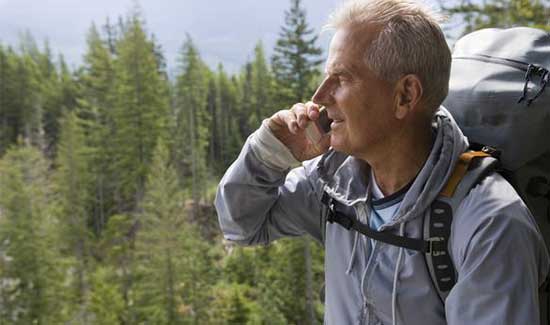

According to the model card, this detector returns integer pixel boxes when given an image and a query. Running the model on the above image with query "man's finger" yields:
[305,102,320,120]
[279,109,299,134]
[291,103,309,129]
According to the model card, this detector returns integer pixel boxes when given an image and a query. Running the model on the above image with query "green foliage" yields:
[132,139,188,324]
[0,4,330,324]
[89,266,125,325]
[110,12,170,210]
[0,144,71,324]
[11,53,43,149]
[132,139,221,324]
[97,213,136,323]
[213,64,243,171]
[53,111,95,306]
[250,42,277,129]
[441,0,550,34]
[208,283,253,324]
[77,23,117,235]
[235,41,277,142]
[0,36,79,158]
[42,53,78,158]
[173,35,212,211]
[219,240,325,325]
[0,45,19,155]
[257,238,324,324]
[272,0,323,104]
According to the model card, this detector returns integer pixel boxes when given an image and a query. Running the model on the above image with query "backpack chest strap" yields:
[325,206,447,254]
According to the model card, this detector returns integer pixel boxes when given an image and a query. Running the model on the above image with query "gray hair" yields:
[325,0,451,111]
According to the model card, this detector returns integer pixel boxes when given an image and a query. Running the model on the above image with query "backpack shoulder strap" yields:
[425,150,499,303]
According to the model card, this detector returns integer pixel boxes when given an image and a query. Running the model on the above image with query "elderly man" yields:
[215,0,550,324]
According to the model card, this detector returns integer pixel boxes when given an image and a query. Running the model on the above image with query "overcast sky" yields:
[0,0,443,74]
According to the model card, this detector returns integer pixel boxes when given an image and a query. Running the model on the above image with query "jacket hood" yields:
[317,106,469,228]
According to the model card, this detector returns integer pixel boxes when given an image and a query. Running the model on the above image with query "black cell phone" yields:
[305,107,333,144]
[316,107,332,134]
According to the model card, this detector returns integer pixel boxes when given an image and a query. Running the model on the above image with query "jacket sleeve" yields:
[445,174,550,325]
[214,122,326,245]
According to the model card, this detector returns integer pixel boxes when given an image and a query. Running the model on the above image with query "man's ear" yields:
[394,74,423,120]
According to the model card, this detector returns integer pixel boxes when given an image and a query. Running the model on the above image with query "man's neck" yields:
[364,126,434,196]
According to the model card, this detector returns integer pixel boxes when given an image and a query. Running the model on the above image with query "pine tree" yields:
[16,33,58,153]
[440,0,550,34]
[132,139,187,324]
[208,283,254,325]
[239,61,255,136]
[236,41,277,148]
[88,266,125,324]
[96,213,137,324]
[173,35,211,217]
[251,42,275,128]
[79,23,117,235]
[271,1,323,323]
[216,64,242,170]
[272,0,323,104]
[38,41,64,157]
[0,144,71,323]
[53,111,94,321]
[103,17,120,55]
[206,76,221,172]
[133,139,219,324]
[0,45,17,155]
[110,12,169,211]
[12,52,44,149]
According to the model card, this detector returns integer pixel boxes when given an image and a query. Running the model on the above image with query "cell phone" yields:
[305,107,333,144]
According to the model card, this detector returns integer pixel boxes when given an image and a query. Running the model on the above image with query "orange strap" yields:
[439,151,491,198]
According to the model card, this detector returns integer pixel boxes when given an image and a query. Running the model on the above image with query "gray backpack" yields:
[443,27,550,324]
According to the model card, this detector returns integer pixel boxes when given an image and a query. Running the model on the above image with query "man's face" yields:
[312,25,398,160]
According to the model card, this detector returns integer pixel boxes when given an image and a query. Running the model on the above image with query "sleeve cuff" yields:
[249,119,302,171]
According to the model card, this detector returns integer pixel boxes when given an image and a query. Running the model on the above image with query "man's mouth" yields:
[331,119,344,129]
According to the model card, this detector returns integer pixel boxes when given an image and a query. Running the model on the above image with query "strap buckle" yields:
[326,202,336,223]
[428,237,446,256]
[325,202,355,230]
[481,145,500,159]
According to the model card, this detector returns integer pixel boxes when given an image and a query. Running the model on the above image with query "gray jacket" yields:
[215,108,550,324]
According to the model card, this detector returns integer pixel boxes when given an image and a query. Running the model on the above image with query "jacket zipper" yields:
[357,202,377,325]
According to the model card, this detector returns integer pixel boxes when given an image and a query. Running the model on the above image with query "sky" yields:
[0,0,444,74]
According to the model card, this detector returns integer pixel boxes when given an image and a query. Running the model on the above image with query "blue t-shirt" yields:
[369,170,411,231]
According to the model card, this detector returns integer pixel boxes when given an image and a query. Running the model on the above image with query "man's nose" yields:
[312,78,333,106]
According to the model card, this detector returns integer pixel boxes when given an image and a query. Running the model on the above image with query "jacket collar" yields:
[317,107,469,227]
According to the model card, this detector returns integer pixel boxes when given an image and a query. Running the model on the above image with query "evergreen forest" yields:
[0,0,548,324]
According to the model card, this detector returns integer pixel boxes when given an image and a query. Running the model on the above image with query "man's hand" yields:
[267,102,331,162]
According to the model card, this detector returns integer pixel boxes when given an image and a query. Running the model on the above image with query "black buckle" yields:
[326,202,354,230]
[481,145,501,159]
[427,237,447,256]
[518,64,549,106]
[338,215,354,230]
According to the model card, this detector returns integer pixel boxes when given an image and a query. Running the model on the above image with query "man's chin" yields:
[329,135,348,153]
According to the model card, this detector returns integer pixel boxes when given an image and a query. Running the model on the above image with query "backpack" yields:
[322,27,550,323]
[443,26,550,324]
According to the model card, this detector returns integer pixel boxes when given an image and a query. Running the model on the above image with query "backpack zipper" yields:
[453,54,531,72]
[453,54,549,106]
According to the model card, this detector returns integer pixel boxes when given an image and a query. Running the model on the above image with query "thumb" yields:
[309,133,331,157]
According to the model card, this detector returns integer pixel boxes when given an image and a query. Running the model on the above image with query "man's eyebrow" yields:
[326,65,353,77]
